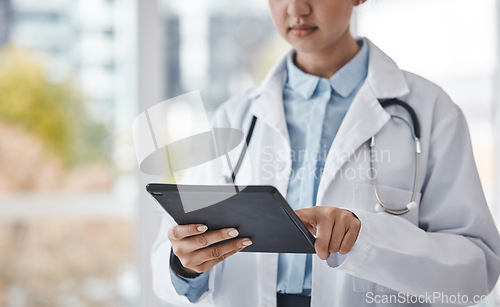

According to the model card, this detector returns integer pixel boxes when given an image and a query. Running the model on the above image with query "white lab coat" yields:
[151,38,500,306]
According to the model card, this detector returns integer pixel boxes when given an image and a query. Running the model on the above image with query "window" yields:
[0,0,138,306]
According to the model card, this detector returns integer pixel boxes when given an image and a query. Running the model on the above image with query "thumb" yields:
[295,208,316,221]
[295,208,318,235]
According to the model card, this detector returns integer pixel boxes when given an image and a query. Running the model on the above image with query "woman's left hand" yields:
[295,207,361,260]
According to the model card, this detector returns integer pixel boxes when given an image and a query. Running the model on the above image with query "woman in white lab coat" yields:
[151,0,500,306]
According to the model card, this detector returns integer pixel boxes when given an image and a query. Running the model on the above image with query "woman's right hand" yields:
[168,224,253,274]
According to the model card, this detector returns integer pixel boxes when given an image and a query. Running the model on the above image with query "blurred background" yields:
[0,0,499,306]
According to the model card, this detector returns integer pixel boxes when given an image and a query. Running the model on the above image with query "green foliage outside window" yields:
[0,46,109,167]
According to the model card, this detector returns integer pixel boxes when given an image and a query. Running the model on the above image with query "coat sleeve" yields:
[151,213,214,305]
[328,93,500,299]
[150,105,234,306]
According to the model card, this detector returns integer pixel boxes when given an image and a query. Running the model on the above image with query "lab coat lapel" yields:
[316,85,390,203]
[316,39,410,204]
[249,51,292,145]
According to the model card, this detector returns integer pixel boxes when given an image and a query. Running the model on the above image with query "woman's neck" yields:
[295,33,360,79]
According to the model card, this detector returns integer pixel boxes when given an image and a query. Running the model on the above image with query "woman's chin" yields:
[290,44,323,55]
[285,38,325,54]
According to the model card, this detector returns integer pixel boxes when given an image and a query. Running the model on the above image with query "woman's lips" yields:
[289,25,318,37]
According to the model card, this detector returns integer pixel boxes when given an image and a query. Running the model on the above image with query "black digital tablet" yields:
[146,184,316,253]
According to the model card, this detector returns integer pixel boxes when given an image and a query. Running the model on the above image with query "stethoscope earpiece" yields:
[406,201,417,211]
[374,201,417,214]
[374,203,384,212]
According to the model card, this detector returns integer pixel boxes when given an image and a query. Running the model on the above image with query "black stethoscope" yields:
[227,98,420,216]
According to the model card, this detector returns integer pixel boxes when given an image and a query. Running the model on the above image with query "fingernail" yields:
[197,225,208,232]
[242,240,253,246]
[228,229,239,237]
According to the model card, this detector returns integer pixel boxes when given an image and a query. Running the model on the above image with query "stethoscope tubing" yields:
[229,99,420,216]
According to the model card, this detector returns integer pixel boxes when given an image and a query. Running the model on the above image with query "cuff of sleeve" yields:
[170,249,202,279]
[170,266,210,303]
[326,208,372,272]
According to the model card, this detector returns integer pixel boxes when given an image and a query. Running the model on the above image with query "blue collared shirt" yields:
[169,37,369,300]
[278,38,369,295]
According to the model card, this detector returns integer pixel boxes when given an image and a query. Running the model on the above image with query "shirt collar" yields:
[286,37,369,99]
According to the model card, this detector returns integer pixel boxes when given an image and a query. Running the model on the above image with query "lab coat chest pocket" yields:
[352,275,399,294]
[351,183,422,293]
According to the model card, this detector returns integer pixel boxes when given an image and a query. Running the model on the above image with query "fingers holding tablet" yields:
[169,224,253,274]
